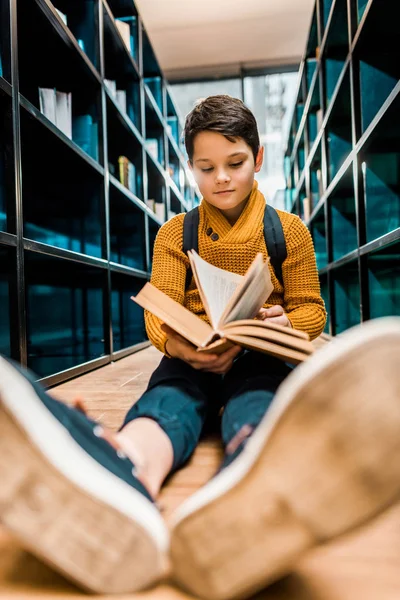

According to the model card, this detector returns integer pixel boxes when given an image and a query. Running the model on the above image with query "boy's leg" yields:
[170,317,400,600]
[0,357,168,594]
[220,351,294,468]
[115,356,222,497]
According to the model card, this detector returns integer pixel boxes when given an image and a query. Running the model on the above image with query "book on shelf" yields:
[55,8,67,25]
[115,90,127,113]
[154,202,165,221]
[146,198,155,212]
[115,19,131,54]
[303,197,311,222]
[39,88,72,139]
[39,88,57,125]
[132,251,314,364]
[104,79,117,96]
[55,91,72,139]
[118,156,136,195]
[72,114,98,160]
[145,138,159,161]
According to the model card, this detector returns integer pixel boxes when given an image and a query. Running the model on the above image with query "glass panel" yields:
[51,1,99,68]
[333,261,360,333]
[310,143,323,208]
[306,59,317,95]
[107,100,144,200]
[368,242,400,319]
[322,0,349,110]
[319,274,330,333]
[355,3,400,134]
[0,0,11,83]
[166,89,183,153]
[148,217,160,272]
[18,1,101,162]
[297,142,305,176]
[170,79,242,122]
[325,58,346,106]
[322,0,334,29]
[0,246,12,357]
[357,0,368,22]
[142,27,162,80]
[298,186,309,222]
[21,110,104,257]
[305,8,319,61]
[310,207,328,269]
[146,158,166,222]
[169,187,182,219]
[329,165,358,259]
[111,274,146,351]
[364,153,400,243]
[104,11,142,132]
[26,253,106,378]
[144,77,163,113]
[359,61,399,133]
[168,141,183,192]
[0,94,12,233]
[326,69,352,183]
[109,185,146,270]
[145,96,165,167]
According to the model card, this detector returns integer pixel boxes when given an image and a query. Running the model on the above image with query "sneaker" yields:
[170,317,400,600]
[0,357,169,594]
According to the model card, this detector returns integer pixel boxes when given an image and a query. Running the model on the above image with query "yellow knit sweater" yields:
[145,181,326,354]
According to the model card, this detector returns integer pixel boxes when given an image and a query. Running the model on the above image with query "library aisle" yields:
[1,347,400,599]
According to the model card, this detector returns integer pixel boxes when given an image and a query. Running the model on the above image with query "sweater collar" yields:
[200,180,266,244]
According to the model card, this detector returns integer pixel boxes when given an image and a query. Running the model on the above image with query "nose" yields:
[215,169,230,184]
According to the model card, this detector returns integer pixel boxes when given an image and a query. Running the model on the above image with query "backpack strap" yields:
[182,204,286,289]
[182,206,200,290]
[263,204,287,286]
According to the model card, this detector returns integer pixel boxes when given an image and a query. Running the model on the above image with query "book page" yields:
[132,283,214,348]
[188,250,243,330]
[218,254,274,327]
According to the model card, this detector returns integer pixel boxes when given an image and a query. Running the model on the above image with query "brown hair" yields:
[184,95,260,163]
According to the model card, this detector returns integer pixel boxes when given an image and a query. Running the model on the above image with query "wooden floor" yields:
[2,346,400,599]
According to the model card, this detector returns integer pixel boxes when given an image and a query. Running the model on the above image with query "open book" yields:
[132,250,314,364]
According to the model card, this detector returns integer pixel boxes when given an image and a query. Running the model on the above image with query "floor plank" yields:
[1,346,400,599]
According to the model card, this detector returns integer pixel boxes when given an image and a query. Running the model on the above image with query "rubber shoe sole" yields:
[170,317,400,600]
[0,357,169,594]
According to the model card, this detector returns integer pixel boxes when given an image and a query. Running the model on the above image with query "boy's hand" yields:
[256,305,292,328]
[161,324,242,375]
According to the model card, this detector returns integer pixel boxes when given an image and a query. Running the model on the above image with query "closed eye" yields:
[230,162,243,168]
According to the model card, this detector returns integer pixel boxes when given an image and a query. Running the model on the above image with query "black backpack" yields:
[183,204,287,290]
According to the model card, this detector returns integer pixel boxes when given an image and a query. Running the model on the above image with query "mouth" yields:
[214,190,235,195]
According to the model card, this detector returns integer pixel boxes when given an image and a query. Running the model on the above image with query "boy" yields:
[1,96,400,599]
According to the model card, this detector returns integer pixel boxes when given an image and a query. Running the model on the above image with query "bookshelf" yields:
[285,0,400,335]
[0,0,197,385]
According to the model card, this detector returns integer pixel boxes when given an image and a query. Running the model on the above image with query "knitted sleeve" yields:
[282,216,327,340]
[144,214,189,354]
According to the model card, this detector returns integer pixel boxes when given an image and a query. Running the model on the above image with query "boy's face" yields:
[189,131,263,215]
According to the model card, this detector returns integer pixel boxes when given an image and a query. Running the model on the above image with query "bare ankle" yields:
[115,418,174,498]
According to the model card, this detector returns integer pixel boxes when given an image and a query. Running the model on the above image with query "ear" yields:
[254,146,264,173]
[187,159,193,172]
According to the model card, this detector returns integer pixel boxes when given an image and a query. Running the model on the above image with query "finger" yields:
[263,305,284,317]
[221,345,242,359]
[256,308,268,320]
[191,352,219,364]
[265,315,289,326]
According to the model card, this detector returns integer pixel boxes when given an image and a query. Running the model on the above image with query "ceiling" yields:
[135,0,315,81]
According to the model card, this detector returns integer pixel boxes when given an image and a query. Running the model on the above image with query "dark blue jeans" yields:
[121,351,294,473]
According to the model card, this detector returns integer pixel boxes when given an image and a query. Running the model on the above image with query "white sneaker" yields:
[0,357,169,594]
[170,317,400,600]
